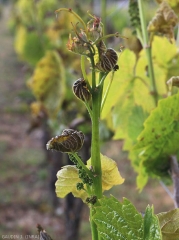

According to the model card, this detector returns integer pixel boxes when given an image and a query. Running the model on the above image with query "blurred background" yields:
[0,0,175,240]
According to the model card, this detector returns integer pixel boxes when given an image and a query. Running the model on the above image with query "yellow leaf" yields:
[87,154,124,191]
[101,49,136,119]
[27,50,66,118]
[55,165,88,201]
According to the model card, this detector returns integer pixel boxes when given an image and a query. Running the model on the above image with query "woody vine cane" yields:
[46,8,125,240]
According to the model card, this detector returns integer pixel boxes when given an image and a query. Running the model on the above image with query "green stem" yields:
[81,56,88,82]
[101,71,114,113]
[90,57,96,88]
[90,91,102,240]
[138,0,158,106]
[91,88,102,199]
[55,8,87,32]
[94,32,127,46]
[176,23,179,49]
[98,72,108,115]
[90,209,99,240]
[72,153,94,179]
[88,62,104,240]
[84,101,93,119]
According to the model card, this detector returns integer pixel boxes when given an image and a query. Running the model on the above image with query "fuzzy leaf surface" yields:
[93,196,162,240]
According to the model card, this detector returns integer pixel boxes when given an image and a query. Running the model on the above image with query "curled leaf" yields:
[46,129,85,153]
[73,78,91,102]
[55,165,88,201]
[87,153,124,190]
[147,1,178,41]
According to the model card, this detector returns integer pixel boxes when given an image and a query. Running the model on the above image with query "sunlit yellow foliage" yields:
[87,154,125,190]
[27,50,66,117]
[55,165,88,202]
[55,154,124,201]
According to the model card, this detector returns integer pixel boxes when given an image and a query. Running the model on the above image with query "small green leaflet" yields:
[157,208,179,240]
[93,196,162,240]
[144,206,161,240]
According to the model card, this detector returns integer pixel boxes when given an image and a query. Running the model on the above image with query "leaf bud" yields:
[87,15,103,42]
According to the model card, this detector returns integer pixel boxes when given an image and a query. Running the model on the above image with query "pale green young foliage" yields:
[87,154,124,190]
[55,154,124,201]
[157,208,179,240]
[93,196,162,240]
[55,165,88,201]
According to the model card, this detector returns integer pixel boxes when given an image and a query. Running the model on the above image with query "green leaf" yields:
[144,206,162,240]
[93,196,143,240]
[132,92,179,188]
[128,106,149,142]
[157,209,179,240]
[93,196,162,240]
[87,154,124,191]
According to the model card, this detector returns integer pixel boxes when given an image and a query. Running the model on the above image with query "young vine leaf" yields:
[87,154,124,190]
[144,205,162,240]
[157,208,179,240]
[55,165,88,201]
[93,196,162,240]
[55,154,124,201]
